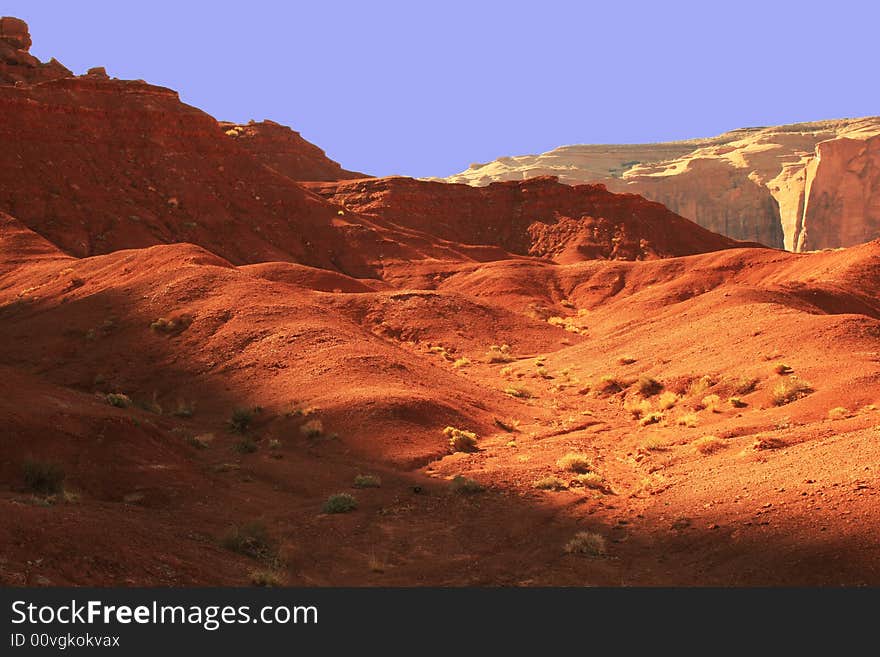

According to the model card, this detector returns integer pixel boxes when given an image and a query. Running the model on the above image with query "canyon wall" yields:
[441,119,880,251]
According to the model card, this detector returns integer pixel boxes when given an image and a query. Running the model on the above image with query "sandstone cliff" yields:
[441,119,880,252]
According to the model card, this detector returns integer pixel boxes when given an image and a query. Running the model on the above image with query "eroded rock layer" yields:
[441,119,880,251]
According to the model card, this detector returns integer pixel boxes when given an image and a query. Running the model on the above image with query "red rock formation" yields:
[795,135,880,251]
[0,16,71,84]
[219,120,367,181]
[306,176,755,261]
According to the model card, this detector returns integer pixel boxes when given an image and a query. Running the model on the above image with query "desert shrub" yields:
[686,375,715,398]
[504,386,533,399]
[557,453,592,473]
[574,472,607,491]
[353,474,381,488]
[533,475,567,490]
[677,412,699,428]
[637,376,664,397]
[499,366,514,378]
[564,531,606,556]
[827,407,850,420]
[229,408,255,433]
[595,376,624,396]
[625,398,653,419]
[772,379,813,406]
[452,357,471,369]
[267,438,281,450]
[449,475,484,494]
[693,436,726,454]
[23,460,65,495]
[105,393,132,408]
[701,394,722,413]
[300,419,324,438]
[486,344,514,363]
[641,438,668,452]
[444,426,478,452]
[536,366,553,379]
[722,376,758,395]
[234,438,258,454]
[639,412,663,426]
[657,391,680,410]
[249,570,284,587]
[323,493,357,514]
[221,522,273,559]
[774,363,794,375]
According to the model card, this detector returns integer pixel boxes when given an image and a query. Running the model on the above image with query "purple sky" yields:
[5,1,878,178]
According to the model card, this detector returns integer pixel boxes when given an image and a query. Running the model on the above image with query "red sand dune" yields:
[2,18,880,586]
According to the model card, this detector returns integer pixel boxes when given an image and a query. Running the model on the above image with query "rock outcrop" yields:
[441,119,880,252]
[0,16,71,85]
[219,120,367,182]
[305,176,755,262]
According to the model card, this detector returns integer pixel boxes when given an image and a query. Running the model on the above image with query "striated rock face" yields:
[305,176,755,262]
[219,120,367,182]
[441,119,880,251]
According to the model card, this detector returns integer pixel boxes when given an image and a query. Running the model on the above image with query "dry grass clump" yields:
[105,393,132,408]
[595,376,625,397]
[693,435,726,454]
[249,570,285,587]
[639,412,663,426]
[300,419,324,438]
[677,413,699,428]
[700,394,723,413]
[221,522,274,560]
[686,375,715,398]
[557,453,592,473]
[574,472,608,491]
[636,376,664,397]
[774,363,794,375]
[641,437,668,452]
[657,391,680,410]
[771,378,813,406]
[534,475,567,490]
[353,474,381,488]
[547,316,584,334]
[449,475,485,494]
[486,344,514,363]
[625,397,653,419]
[452,357,471,369]
[827,406,850,420]
[504,386,533,399]
[444,426,478,452]
[229,408,255,433]
[564,531,606,556]
[323,493,357,514]
[721,376,758,396]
